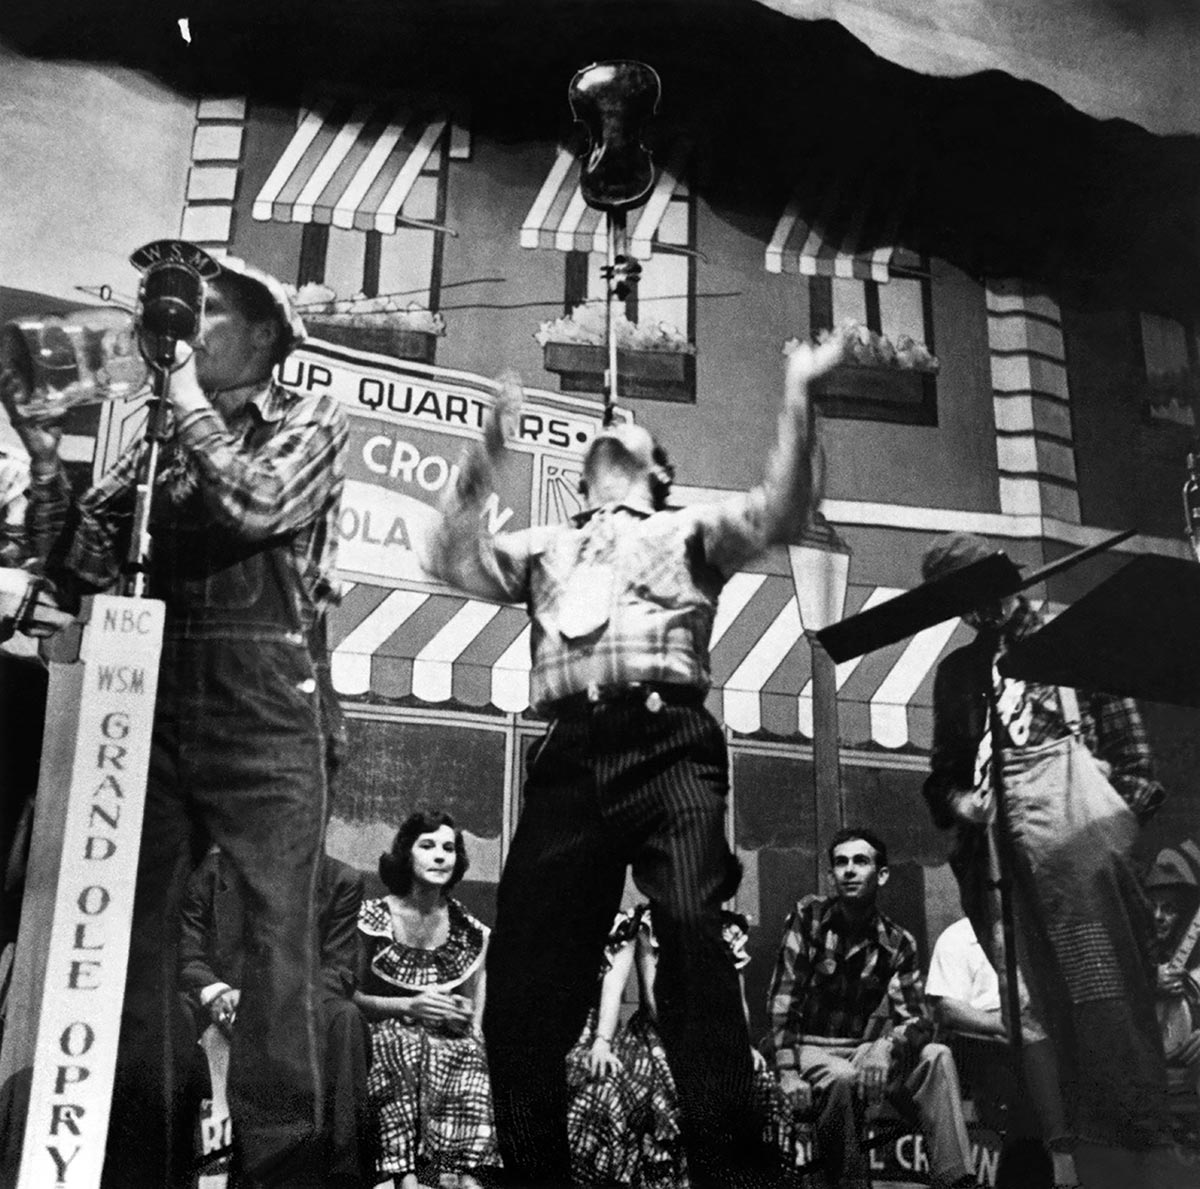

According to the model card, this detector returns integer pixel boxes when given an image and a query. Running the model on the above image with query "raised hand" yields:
[484,370,524,458]
[783,325,852,416]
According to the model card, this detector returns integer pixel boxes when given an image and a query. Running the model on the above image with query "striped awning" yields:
[765,169,913,282]
[327,576,974,753]
[253,100,446,234]
[520,141,690,260]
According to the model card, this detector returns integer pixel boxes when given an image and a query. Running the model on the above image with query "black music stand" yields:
[815,529,1137,1075]
[999,553,1200,707]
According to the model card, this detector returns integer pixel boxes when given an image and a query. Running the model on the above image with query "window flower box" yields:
[536,301,695,403]
[290,284,445,365]
[303,317,438,364]
[787,322,939,425]
[809,363,935,424]
[542,342,696,403]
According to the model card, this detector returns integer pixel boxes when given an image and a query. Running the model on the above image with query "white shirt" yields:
[926,917,1003,1011]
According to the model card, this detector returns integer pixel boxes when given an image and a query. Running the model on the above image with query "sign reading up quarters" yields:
[13,596,164,1189]
[279,338,623,589]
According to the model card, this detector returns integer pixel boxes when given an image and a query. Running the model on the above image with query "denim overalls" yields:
[105,458,334,1188]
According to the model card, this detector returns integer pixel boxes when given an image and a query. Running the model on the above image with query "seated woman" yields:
[565,909,644,1186]
[355,810,500,1189]
[568,902,791,1187]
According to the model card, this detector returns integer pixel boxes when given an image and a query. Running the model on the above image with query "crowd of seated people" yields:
[175,813,1200,1189]
[179,816,798,1189]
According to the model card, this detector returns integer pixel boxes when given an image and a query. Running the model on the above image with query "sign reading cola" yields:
[280,340,621,589]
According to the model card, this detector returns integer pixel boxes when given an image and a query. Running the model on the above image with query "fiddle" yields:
[568,60,661,212]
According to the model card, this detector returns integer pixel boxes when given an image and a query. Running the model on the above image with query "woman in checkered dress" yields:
[565,909,644,1185]
[354,811,500,1189]
[566,903,792,1186]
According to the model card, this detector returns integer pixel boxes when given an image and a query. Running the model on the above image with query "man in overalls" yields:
[921,532,1171,1187]
[8,257,348,1187]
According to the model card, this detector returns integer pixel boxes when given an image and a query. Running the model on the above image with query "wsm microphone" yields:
[129,239,221,365]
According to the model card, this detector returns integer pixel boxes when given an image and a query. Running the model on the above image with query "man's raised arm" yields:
[425,371,533,604]
[702,331,849,575]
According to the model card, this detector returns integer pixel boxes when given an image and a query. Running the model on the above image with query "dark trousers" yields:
[321,992,371,1186]
[103,636,328,1189]
[483,700,776,1188]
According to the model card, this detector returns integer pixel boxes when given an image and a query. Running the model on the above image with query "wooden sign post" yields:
[0,594,164,1188]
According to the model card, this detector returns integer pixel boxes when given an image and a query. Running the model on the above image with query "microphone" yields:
[128,239,221,366]
[138,261,204,341]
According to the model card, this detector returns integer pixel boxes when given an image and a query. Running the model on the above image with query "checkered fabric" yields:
[766,894,928,1072]
[1047,920,1125,1004]
[0,450,28,566]
[568,908,792,1189]
[620,1008,690,1189]
[30,379,347,611]
[430,481,792,712]
[565,1007,643,1186]
[358,896,500,1180]
[367,1018,499,1180]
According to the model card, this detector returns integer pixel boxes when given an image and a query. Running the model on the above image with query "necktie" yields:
[558,506,618,640]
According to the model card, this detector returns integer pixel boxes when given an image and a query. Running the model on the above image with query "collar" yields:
[206,378,281,424]
[570,497,656,527]
[815,894,896,956]
[830,896,883,938]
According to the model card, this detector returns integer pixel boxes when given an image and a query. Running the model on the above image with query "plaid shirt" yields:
[28,380,347,611]
[429,434,810,711]
[0,449,29,567]
[766,894,928,1072]
[925,600,1164,825]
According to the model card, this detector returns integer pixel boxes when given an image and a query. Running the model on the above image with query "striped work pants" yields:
[483,698,778,1188]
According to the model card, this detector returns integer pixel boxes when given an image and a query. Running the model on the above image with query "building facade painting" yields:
[4,67,1199,1038]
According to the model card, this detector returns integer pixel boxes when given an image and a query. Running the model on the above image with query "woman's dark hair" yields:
[379,809,470,895]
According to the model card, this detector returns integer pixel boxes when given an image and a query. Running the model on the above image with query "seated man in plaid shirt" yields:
[766,827,975,1189]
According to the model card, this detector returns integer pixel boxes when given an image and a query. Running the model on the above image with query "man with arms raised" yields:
[427,334,847,1188]
[766,828,975,1189]
[6,255,347,1188]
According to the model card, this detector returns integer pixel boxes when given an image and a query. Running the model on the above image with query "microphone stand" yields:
[986,691,1024,1056]
[123,336,178,598]
[601,209,639,428]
